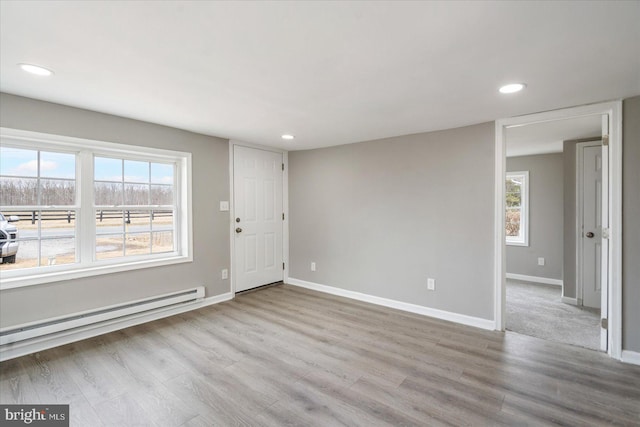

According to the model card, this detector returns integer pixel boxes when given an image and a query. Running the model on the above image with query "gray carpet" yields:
[506,280,601,351]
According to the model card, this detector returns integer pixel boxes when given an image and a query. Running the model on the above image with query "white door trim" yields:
[229,140,289,294]
[494,100,623,360]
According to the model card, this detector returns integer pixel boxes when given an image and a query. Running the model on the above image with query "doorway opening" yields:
[504,116,602,350]
[495,101,622,359]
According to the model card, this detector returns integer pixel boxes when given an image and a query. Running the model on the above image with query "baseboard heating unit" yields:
[0,286,205,355]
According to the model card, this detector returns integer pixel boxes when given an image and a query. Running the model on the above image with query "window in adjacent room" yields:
[505,171,529,246]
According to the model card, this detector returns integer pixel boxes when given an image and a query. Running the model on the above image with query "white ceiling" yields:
[1,1,639,150]
[506,115,602,157]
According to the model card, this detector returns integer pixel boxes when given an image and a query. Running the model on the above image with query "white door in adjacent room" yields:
[233,145,283,292]
[578,140,603,310]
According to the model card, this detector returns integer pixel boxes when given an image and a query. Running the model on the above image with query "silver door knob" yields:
[586,232,595,238]
[235,227,242,233]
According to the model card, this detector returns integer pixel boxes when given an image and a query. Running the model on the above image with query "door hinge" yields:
[282,212,285,220]
[601,318,608,330]
[602,135,609,146]
[282,163,285,171]
[283,262,285,270]
[602,227,610,239]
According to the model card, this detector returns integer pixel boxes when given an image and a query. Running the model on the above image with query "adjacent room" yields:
[1,1,639,426]
[505,116,604,351]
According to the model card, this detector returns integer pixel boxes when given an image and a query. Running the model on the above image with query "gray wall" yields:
[506,154,564,281]
[0,93,230,327]
[289,123,495,320]
[623,95,640,352]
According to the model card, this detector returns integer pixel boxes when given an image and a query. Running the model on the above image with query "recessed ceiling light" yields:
[281,134,295,140]
[499,83,526,94]
[19,63,54,76]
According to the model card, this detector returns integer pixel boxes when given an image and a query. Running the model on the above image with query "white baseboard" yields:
[561,296,578,305]
[287,277,494,331]
[621,350,640,366]
[0,292,233,362]
[506,273,563,287]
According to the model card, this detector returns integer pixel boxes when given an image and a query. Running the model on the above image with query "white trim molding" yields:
[621,350,640,366]
[0,291,233,362]
[494,117,507,332]
[288,278,494,331]
[506,273,563,287]
[561,296,578,306]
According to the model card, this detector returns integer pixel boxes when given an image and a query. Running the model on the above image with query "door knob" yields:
[236,217,241,223]
[586,231,595,238]
[235,227,242,233]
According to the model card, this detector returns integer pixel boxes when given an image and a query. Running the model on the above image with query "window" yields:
[0,128,192,289]
[94,157,175,260]
[506,171,529,246]
[0,147,77,270]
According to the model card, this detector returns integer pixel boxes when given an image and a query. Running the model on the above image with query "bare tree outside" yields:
[0,178,75,206]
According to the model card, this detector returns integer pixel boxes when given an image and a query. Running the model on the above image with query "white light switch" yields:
[311,262,316,272]
[427,278,435,291]
[219,201,229,211]
[538,257,545,266]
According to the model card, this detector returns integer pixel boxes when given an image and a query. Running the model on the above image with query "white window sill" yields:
[0,255,193,290]
[506,240,529,247]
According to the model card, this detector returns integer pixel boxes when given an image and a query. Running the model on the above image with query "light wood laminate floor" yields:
[1,284,639,426]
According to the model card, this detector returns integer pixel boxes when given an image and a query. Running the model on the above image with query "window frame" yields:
[505,170,529,247]
[0,127,193,290]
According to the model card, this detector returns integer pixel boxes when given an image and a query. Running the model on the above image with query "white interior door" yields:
[233,146,283,292]
[579,142,603,310]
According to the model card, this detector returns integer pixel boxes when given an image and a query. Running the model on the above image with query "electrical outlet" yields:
[427,278,435,291]
[538,257,545,266]
[311,262,316,272]
[221,268,228,279]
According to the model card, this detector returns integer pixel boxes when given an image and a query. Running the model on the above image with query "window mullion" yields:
[79,151,95,265]
[36,151,42,266]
